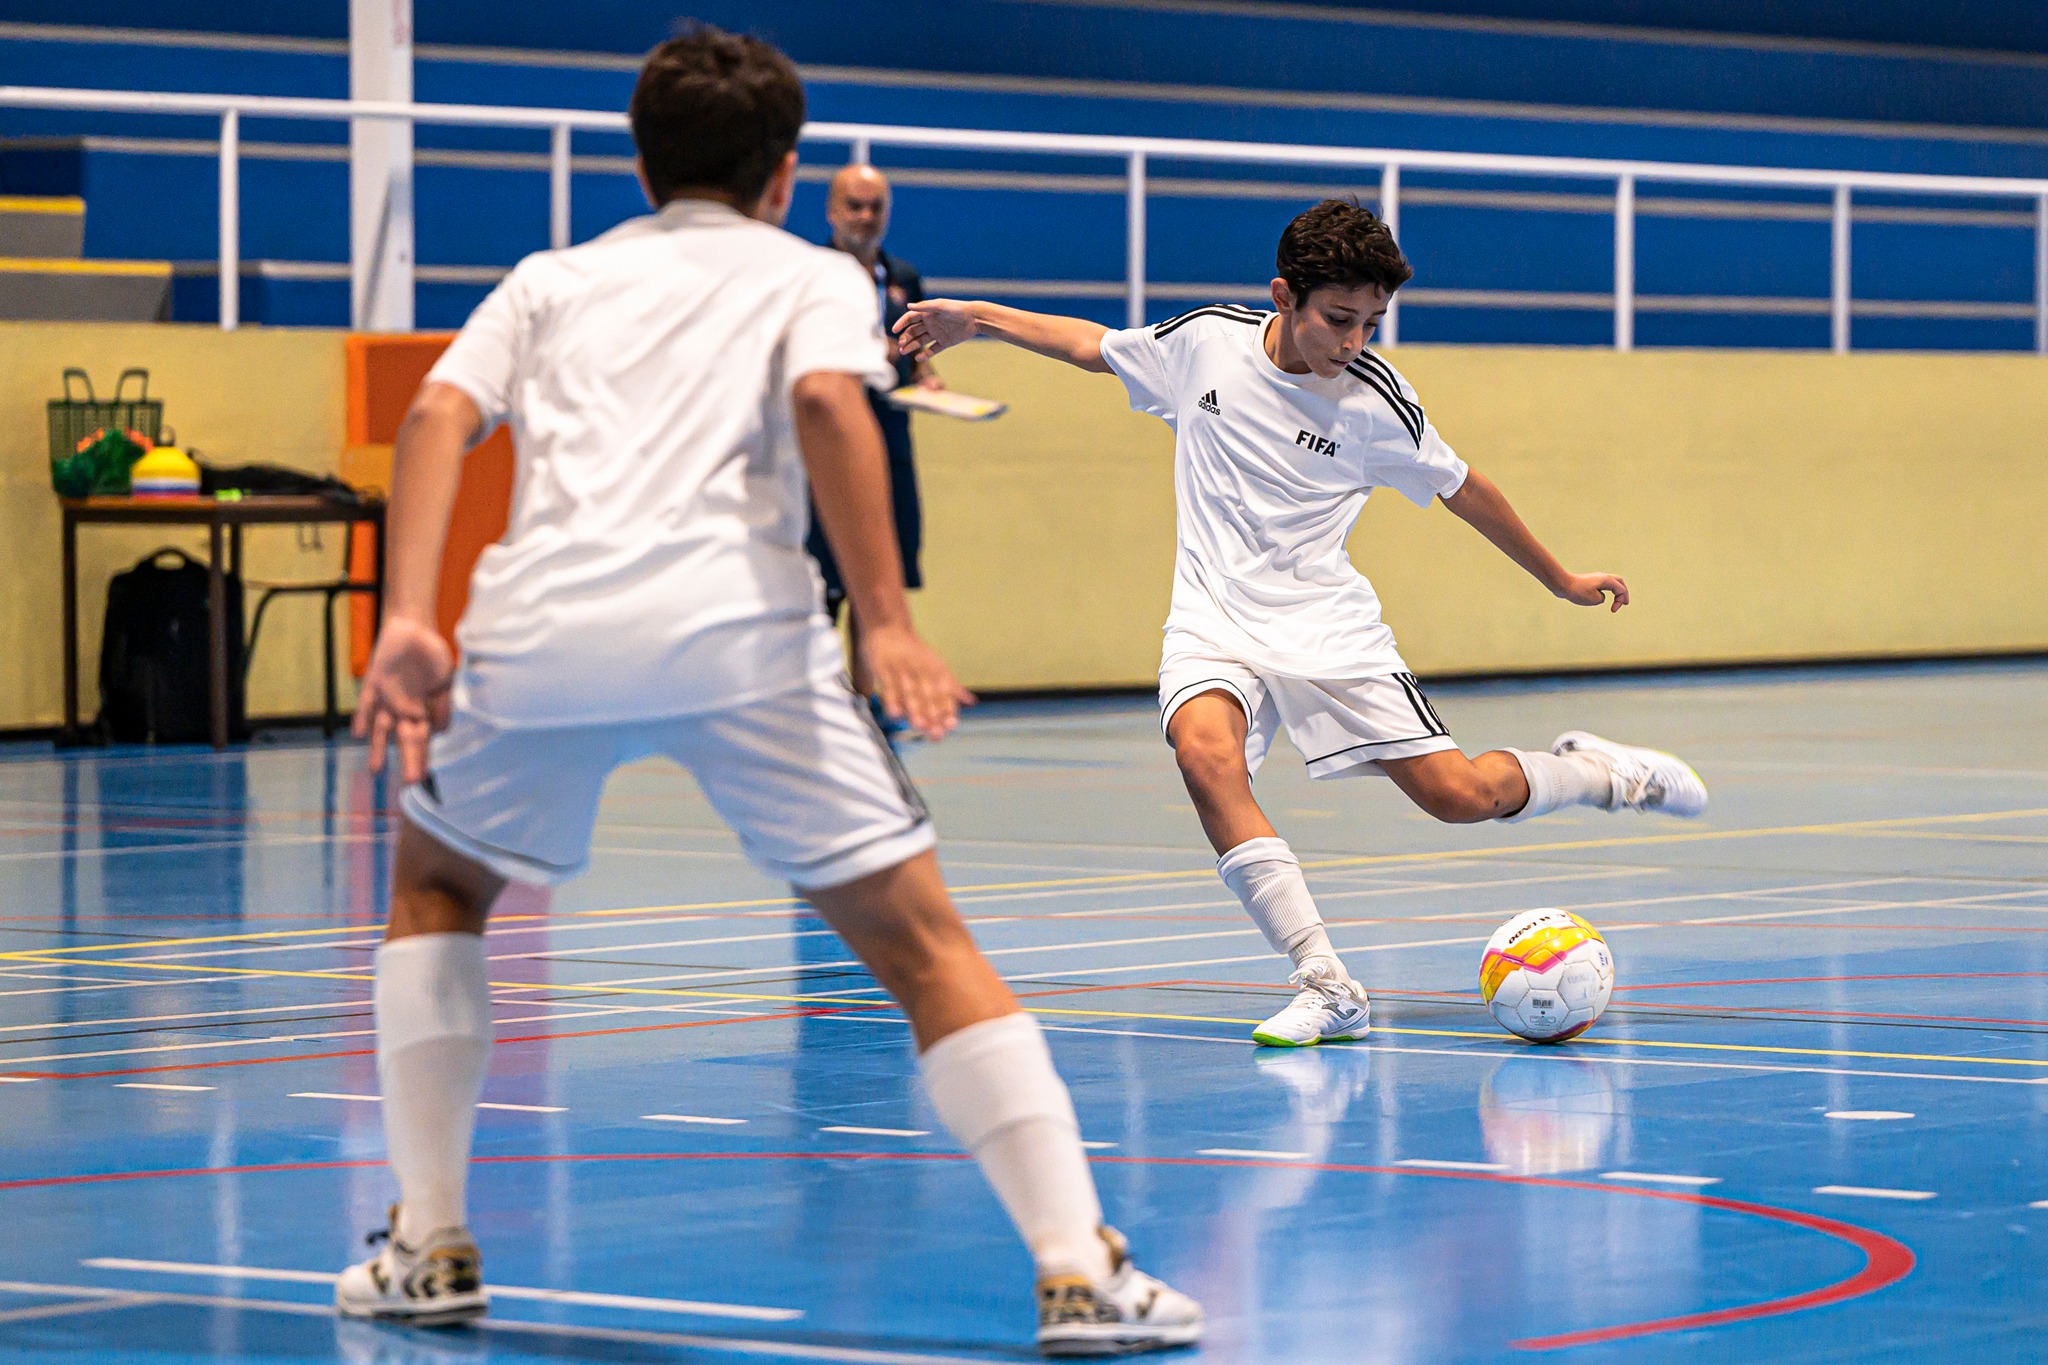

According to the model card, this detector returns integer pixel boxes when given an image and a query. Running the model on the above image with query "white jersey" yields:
[425,198,894,727]
[1099,306,1468,679]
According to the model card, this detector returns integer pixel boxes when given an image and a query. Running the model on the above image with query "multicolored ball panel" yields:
[1479,911,1604,1005]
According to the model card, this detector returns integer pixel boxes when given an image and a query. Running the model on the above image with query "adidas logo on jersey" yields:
[1197,390,1220,414]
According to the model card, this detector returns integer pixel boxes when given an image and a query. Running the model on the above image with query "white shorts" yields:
[399,674,935,889]
[1158,648,1459,780]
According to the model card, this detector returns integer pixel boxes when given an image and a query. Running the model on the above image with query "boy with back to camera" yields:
[339,25,1199,1356]
[897,198,1707,1048]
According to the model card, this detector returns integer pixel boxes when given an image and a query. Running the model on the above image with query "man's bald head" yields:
[827,163,891,262]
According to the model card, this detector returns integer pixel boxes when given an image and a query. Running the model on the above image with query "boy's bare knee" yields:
[1173,731,1247,792]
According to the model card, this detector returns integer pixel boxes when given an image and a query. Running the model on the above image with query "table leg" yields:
[369,507,386,642]
[207,519,229,750]
[60,507,79,743]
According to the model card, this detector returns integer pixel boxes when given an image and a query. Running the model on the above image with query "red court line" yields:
[0,1152,1913,1350]
[1617,972,2048,992]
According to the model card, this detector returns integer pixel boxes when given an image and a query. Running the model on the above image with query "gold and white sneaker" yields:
[1554,731,1708,818]
[334,1205,488,1326]
[1251,958,1371,1048]
[1036,1227,1202,1357]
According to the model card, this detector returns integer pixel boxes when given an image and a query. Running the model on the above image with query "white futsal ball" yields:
[1478,908,1614,1043]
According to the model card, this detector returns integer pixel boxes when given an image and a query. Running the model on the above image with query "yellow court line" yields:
[13,803,2048,963]
[9,954,2048,1072]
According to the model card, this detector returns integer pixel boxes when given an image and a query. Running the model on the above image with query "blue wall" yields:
[4,6,2044,345]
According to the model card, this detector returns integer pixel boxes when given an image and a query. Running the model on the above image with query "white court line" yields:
[0,1294,157,1324]
[81,1258,803,1323]
[0,833,374,863]
[1813,1185,1936,1201]
[2029,1200,2048,1209]
[1026,1020,2048,1086]
[1826,1110,1914,1121]
[1600,1171,1721,1186]
[1398,1158,1505,1172]
[644,1114,746,1126]
[476,1102,565,1113]
[287,1091,379,1103]
[115,1083,213,1093]
[819,1126,929,1138]
[0,999,755,1071]
[1080,1141,1119,1150]
[0,1076,38,1083]
[1199,1148,1308,1160]
[0,1000,368,1035]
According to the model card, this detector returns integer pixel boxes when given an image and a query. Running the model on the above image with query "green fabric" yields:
[51,429,147,499]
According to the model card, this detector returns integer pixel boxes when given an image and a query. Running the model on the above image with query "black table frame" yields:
[60,495,387,750]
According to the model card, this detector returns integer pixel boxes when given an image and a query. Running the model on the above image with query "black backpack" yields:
[96,548,248,744]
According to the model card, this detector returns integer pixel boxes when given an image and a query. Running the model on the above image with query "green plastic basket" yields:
[48,368,163,498]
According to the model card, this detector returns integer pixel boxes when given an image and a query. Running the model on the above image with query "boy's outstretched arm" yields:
[895,300,1111,372]
[1442,469,1630,611]
[793,371,976,740]
[352,381,480,783]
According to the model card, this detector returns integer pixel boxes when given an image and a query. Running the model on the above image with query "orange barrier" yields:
[343,334,514,674]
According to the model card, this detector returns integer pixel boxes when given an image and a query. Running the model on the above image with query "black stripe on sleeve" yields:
[1346,363,1424,445]
[1154,305,1269,338]
[1352,348,1424,426]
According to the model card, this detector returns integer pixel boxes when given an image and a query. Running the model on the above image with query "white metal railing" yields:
[6,83,2048,352]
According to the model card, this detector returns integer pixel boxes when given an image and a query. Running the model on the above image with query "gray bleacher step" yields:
[0,195,85,258]
[0,259,171,321]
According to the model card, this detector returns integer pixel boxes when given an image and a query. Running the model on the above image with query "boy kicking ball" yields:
[896,198,1705,1048]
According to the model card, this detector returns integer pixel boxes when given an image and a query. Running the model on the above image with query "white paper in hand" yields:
[885,386,1008,421]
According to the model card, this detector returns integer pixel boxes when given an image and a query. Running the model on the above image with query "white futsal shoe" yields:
[334,1205,489,1326]
[1037,1226,1203,1356]
[1553,731,1708,818]
[1251,958,1371,1048]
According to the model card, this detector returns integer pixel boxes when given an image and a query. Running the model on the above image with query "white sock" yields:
[1218,837,1338,970]
[918,1012,1111,1281]
[374,932,493,1245]
[1503,748,1615,822]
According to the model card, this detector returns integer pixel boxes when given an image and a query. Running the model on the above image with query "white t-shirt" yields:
[1099,305,1469,680]
[425,198,894,726]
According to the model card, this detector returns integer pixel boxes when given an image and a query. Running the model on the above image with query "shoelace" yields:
[1602,751,1658,809]
[1286,964,1358,1007]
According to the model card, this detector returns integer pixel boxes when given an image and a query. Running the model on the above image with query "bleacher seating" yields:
[4,1,2046,346]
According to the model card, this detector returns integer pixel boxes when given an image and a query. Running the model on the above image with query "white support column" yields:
[549,123,571,250]
[850,137,870,166]
[2035,193,2047,356]
[1379,162,1400,347]
[1831,183,1851,354]
[217,110,239,331]
[350,0,414,331]
[1126,150,1147,328]
[1613,173,1635,352]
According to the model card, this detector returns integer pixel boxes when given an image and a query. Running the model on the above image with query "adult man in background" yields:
[807,163,941,738]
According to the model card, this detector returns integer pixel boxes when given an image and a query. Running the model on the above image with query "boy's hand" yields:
[859,621,977,740]
[894,300,979,360]
[1556,572,1630,611]
[353,616,456,783]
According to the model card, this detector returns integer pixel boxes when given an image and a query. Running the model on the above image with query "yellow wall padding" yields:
[909,342,2048,689]
[0,322,347,729]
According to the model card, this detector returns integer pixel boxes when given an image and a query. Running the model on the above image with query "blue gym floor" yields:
[3,660,2047,1363]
